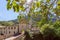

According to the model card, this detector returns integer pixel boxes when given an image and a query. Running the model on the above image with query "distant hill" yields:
[0,19,19,26]
[8,19,19,24]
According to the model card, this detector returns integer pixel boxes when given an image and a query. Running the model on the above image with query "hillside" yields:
[0,19,19,26]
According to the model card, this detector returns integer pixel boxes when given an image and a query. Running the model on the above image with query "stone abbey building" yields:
[0,17,33,40]
[0,22,31,40]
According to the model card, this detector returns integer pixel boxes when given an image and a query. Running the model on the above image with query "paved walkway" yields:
[5,36,17,40]
[5,27,39,40]
[5,32,24,40]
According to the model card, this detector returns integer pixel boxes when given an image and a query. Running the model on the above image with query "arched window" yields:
[9,31,10,34]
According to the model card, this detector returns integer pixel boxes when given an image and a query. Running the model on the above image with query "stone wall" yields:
[0,23,31,40]
[0,25,19,40]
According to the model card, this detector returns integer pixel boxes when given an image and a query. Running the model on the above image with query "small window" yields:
[1,33,4,35]
[4,28,5,30]
[8,27,10,29]
[14,27,16,29]
[9,31,10,34]
[14,31,15,34]
[11,27,13,29]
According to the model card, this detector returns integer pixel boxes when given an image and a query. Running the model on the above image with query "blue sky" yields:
[0,0,19,21]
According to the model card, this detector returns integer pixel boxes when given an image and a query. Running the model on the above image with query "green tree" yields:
[6,0,60,21]
[6,0,60,37]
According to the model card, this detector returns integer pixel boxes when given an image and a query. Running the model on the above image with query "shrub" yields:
[53,21,60,37]
[40,24,55,36]
[40,20,60,37]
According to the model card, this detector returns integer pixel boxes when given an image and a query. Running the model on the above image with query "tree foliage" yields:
[6,0,60,19]
[6,0,60,37]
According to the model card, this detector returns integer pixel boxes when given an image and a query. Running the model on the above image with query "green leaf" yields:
[19,6,25,11]
[46,0,50,3]
[7,0,10,2]
[57,1,60,9]
[7,2,12,10]
[12,0,17,6]
[36,2,41,7]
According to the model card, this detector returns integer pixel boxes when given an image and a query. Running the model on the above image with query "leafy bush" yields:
[39,20,60,37]
[40,24,55,36]
[53,21,60,37]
